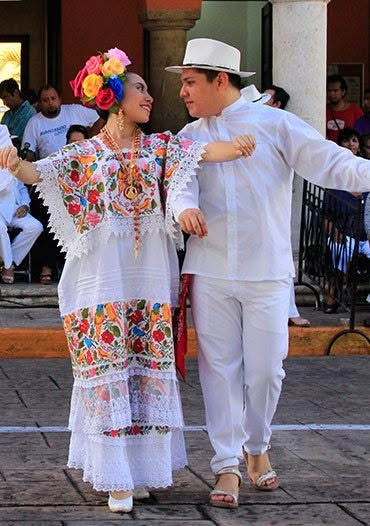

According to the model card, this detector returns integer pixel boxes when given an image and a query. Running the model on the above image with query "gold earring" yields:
[117,108,125,132]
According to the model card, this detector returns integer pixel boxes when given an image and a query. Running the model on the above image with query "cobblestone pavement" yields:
[0,356,369,525]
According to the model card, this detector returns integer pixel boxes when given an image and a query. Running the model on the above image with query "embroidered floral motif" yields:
[63,299,175,380]
[104,423,169,438]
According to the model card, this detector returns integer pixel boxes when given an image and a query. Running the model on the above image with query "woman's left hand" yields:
[232,134,256,157]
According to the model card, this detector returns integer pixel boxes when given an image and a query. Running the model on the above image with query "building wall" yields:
[188,0,266,89]
[61,0,144,103]
[327,0,370,89]
[0,0,46,92]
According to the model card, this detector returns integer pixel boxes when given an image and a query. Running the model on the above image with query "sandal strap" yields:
[255,470,277,488]
[209,489,238,503]
[215,467,242,485]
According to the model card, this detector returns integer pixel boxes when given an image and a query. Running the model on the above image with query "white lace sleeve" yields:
[163,135,206,249]
[34,152,77,253]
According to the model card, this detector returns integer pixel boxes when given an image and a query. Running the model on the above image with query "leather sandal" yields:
[244,450,280,491]
[1,266,14,284]
[209,467,242,509]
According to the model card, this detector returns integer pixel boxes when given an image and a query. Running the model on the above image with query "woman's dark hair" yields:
[337,127,363,152]
[195,68,241,90]
[66,124,89,143]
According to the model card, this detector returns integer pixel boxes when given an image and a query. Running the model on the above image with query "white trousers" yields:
[189,275,290,473]
[0,213,43,268]
[289,277,300,318]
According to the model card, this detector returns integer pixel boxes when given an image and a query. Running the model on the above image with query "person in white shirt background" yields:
[22,84,105,284]
[0,124,42,283]
[166,38,370,509]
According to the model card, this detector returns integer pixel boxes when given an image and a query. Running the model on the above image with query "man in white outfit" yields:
[166,39,370,508]
[0,125,42,283]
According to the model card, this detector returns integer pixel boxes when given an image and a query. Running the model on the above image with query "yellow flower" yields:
[82,74,103,98]
[101,57,124,76]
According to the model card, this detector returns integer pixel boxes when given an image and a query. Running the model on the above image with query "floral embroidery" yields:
[63,299,175,380]
[45,132,196,237]
[104,423,169,438]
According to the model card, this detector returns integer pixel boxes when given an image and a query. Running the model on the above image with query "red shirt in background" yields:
[326,103,363,143]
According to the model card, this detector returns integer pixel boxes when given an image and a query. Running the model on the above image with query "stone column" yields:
[139,9,201,133]
[270,0,331,255]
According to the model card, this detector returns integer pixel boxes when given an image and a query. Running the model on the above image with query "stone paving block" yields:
[132,503,204,520]
[0,506,131,521]
[0,521,62,526]
[151,468,211,504]
[205,503,361,525]
[63,469,108,505]
[66,523,212,526]
[340,503,370,523]
[0,472,82,506]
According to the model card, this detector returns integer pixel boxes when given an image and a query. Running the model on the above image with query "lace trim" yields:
[35,158,167,258]
[68,428,187,491]
[68,373,184,434]
[165,142,206,249]
[73,368,177,387]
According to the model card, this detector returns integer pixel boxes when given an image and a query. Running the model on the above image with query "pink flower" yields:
[70,66,89,98]
[106,48,131,67]
[85,212,100,226]
[95,87,116,110]
[85,55,103,75]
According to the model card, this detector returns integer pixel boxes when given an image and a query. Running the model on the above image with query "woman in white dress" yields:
[0,48,255,513]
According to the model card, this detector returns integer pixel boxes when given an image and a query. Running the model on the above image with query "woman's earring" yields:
[117,108,125,132]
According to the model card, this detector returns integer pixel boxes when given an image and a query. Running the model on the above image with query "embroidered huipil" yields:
[35,131,205,491]
[171,97,370,281]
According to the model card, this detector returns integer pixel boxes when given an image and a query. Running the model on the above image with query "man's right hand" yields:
[178,208,208,238]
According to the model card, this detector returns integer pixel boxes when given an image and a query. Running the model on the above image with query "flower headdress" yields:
[70,48,131,113]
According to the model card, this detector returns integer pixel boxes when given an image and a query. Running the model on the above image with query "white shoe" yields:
[108,492,133,513]
[133,486,150,499]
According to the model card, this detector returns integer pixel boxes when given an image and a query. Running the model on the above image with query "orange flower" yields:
[82,74,103,98]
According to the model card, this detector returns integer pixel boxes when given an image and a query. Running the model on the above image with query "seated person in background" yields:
[66,124,89,144]
[22,85,104,284]
[0,125,43,283]
[362,133,370,160]
[0,78,36,149]
[323,128,369,313]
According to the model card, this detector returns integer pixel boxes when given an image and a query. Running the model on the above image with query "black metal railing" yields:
[296,180,370,354]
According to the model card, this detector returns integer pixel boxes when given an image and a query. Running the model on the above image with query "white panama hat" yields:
[165,38,255,78]
[241,85,271,104]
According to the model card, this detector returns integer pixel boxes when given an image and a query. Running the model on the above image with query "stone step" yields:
[0,325,369,359]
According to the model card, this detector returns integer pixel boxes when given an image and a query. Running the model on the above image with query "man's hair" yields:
[266,84,290,109]
[0,78,20,96]
[38,83,61,100]
[66,124,89,142]
[327,74,347,92]
[195,68,241,90]
[362,133,370,143]
[337,127,363,149]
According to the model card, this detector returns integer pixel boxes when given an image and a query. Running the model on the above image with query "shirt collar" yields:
[219,95,246,117]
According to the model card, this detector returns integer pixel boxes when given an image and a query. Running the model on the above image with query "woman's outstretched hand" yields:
[232,134,256,157]
[0,145,19,172]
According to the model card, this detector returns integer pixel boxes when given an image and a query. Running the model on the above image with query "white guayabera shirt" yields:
[171,97,370,281]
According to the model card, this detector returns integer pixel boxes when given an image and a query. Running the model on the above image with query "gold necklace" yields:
[101,124,142,257]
